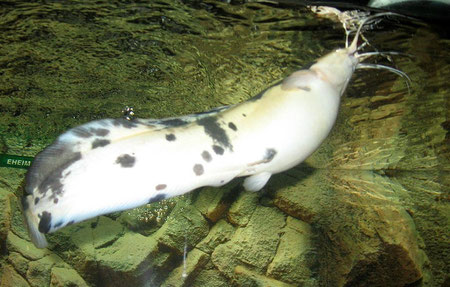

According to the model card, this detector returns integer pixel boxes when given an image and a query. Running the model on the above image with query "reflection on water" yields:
[0,1,448,286]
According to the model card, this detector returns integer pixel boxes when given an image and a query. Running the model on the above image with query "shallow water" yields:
[0,1,448,286]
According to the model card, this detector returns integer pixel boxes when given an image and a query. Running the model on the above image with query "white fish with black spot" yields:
[22,13,409,248]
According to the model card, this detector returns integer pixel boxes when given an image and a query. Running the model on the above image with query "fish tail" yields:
[21,195,48,248]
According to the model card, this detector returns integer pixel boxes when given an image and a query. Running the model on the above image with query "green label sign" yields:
[0,154,34,169]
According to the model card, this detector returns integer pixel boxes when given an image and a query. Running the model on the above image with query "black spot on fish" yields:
[193,164,204,176]
[249,90,265,101]
[115,154,136,168]
[197,117,232,149]
[92,139,110,149]
[21,196,30,211]
[242,113,247,117]
[212,145,224,155]
[155,184,167,191]
[37,152,82,197]
[26,140,81,196]
[201,150,212,162]
[113,118,139,128]
[142,119,158,126]
[54,221,63,228]
[264,148,277,163]
[298,86,311,92]
[247,148,278,167]
[194,105,230,116]
[159,118,188,127]
[72,128,93,138]
[165,134,176,141]
[34,197,40,205]
[38,211,52,233]
[90,128,110,137]
[148,193,166,204]
[53,198,59,204]
[228,122,237,131]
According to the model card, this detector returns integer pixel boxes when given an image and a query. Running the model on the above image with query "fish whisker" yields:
[357,63,412,94]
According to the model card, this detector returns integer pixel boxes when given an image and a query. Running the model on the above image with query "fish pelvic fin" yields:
[243,172,272,192]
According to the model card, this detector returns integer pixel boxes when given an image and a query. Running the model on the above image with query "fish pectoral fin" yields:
[243,172,272,192]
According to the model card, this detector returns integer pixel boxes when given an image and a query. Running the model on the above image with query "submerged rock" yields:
[118,199,177,236]
[50,266,88,287]
[191,269,229,287]
[1,264,30,287]
[267,217,317,286]
[95,232,161,287]
[194,183,239,223]
[196,219,235,255]
[7,252,29,278]
[6,231,48,261]
[162,248,209,287]
[233,265,296,287]
[227,190,260,226]
[154,201,210,254]
[273,168,429,286]
[343,205,427,286]
[212,205,285,278]
[0,188,13,244]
